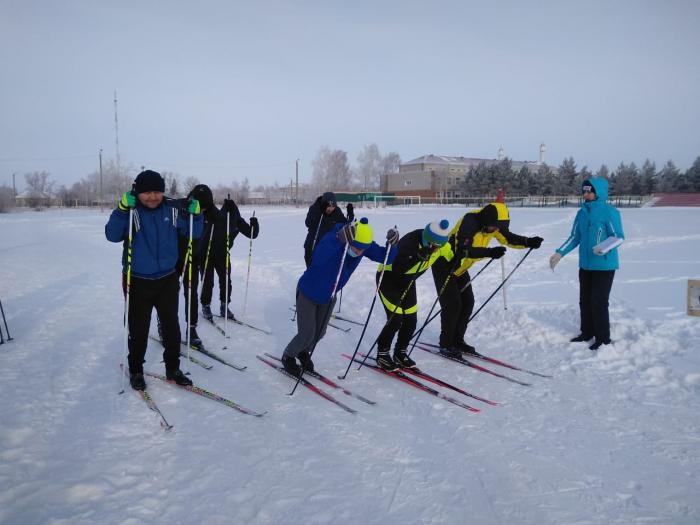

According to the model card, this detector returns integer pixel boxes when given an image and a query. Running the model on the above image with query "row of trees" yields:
[461,157,700,196]
[2,150,699,212]
[311,144,401,194]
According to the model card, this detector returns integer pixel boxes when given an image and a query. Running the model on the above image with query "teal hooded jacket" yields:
[556,178,625,271]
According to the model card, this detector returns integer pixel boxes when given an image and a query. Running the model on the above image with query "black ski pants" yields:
[200,255,233,308]
[181,259,202,327]
[123,272,181,375]
[432,257,474,348]
[376,274,418,352]
[579,269,615,343]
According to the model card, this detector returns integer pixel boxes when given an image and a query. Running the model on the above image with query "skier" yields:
[282,217,399,377]
[550,178,624,350]
[198,193,259,322]
[303,191,354,268]
[432,202,543,358]
[175,184,217,350]
[105,170,203,390]
[375,220,452,371]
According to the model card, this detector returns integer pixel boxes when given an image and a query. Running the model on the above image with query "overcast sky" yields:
[1,0,699,190]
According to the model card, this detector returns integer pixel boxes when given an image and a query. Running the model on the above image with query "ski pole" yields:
[242,210,255,317]
[336,289,343,313]
[338,238,393,380]
[185,212,194,372]
[289,243,349,395]
[406,258,495,350]
[356,259,428,372]
[202,223,215,281]
[467,248,533,324]
[501,257,507,310]
[223,196,231,345]
[119,208,135,394]
[0,298,11,342]
[311,214,323,253]
[406,263,457,357]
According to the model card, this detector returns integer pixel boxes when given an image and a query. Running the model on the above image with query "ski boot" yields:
[130,372,146,391]
[187,325,203,350]
[220,303,236,320]
[281,354,302,377]
[201,304,214,321]
[570,333,593,343]
[298,351,315,373]
[440,345,463,359]
[376,349,397,372]
[589,339,611,351]
[393,349,417,369]
[456,340,477,356]
[166,368,193,386]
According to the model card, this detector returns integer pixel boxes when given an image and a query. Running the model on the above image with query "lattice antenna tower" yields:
[114,90,123,188]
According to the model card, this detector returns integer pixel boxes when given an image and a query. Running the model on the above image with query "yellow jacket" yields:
[447,203,529,277]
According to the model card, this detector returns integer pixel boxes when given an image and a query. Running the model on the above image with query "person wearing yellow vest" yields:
[431,203,543,358]
[375,220,453,371]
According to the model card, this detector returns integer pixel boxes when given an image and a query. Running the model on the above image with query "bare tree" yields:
[356,144,382,191]
[183,176,200,195]
[0,184,14,212]
[312,146,352,192]
[24,171,55,208]
[162,171,182,197]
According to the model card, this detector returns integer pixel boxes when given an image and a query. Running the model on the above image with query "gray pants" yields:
[284,290,336,359]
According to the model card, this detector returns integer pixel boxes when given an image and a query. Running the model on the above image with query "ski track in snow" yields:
[0,206,699,524]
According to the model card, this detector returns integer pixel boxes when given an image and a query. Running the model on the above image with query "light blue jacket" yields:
[556,178,625,271]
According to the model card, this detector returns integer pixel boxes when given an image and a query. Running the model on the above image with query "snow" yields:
[1,205,699,525]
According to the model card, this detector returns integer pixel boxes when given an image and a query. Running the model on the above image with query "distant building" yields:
[383,145,546,199]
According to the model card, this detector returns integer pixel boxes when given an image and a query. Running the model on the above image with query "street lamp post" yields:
[99,149,104,212]
[295,158,299,207]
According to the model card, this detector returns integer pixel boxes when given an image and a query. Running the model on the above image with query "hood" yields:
[585,178,609,202]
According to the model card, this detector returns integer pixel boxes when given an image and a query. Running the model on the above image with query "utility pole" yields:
[12,172,16,198]
[295,158,299,207]
[99,149,104,212]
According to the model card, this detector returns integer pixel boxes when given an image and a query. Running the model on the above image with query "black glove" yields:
[487,246,506,259]
[346,203,354,221]
[222,198,236,213]
[336,223,356,244]
[418,246,432,262]
[526,236,543,249]
[386,228,399,246]
[249,216,259,236]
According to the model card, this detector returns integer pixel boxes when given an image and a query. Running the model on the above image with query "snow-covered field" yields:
[1,205,699,525]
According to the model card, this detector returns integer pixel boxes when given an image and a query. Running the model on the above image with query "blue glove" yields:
[188,198,201,215]
[118,191,136,211]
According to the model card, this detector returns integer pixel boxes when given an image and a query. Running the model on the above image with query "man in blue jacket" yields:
[550,178,625,350]
[105,170,203,390]
[282,218,399,376]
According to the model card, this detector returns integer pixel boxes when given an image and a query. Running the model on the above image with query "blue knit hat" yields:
[422,219,450,247]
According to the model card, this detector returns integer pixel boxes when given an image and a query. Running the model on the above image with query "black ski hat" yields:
[188,184,214,210]
[134,170,165,194]
[322,191,337,207]
[476,204,499,229]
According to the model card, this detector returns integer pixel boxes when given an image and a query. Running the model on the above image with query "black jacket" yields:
[303,197,349,250]
[179,202,258,269]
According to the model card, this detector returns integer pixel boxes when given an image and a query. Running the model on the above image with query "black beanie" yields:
[188,184,214,210]
[477,204,499,228]
[134,170,165,194]
[322,192,336,207]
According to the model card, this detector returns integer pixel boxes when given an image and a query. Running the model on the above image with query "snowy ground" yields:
[1,205,699,525]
